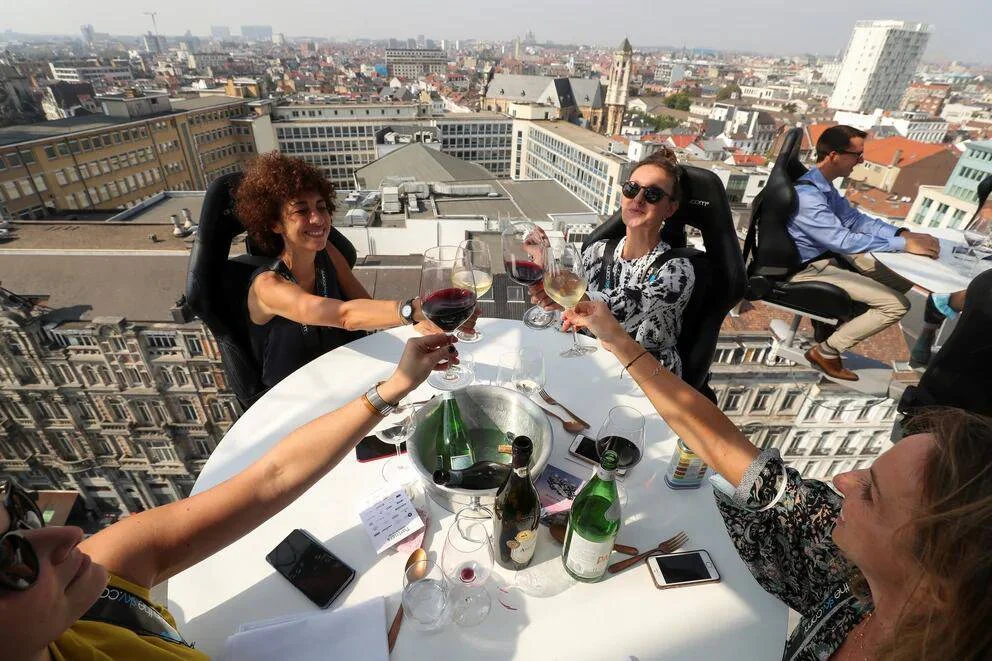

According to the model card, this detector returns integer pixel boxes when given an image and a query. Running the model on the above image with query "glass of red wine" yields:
[595,406,645,473]
[422,246,478,391]
[501,221,555,330]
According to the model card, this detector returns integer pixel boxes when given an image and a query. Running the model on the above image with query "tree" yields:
[783,102,798,115]
[716,83,741,101]
[663,93,692,111]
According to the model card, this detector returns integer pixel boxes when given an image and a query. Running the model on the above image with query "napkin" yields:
[218,596,387,661]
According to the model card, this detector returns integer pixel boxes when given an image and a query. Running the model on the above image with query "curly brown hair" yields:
[234,152,335,256]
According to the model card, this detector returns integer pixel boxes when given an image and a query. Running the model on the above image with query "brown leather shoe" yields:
[804,346,859,381]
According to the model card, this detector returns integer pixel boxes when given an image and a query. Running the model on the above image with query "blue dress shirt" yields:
[787,167,906,264]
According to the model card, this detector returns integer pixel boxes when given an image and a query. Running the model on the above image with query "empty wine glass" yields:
[421,246,477,391]
[453,240,493,343]
[402,558,450,632]
[595,406,645,473]
[379,403,419,485]
[501,221,554,330]
[441,508,494,627]
[495,348,545,394]
[543,239,596,358]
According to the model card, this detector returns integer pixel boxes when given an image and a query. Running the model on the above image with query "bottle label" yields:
[513,467,529,477]
[564,530,614,579]
[450,453,472,470]
[507,529,537,565]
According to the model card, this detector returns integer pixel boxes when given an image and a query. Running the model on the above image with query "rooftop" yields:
[354,143,494,188]
[863,136,952,168]
[529,120,625,159]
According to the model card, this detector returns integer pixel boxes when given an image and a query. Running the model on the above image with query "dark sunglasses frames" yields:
[621,180,672,205]
[1,479,44,590]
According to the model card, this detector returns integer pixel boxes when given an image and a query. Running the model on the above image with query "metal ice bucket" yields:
[409,385,554,512]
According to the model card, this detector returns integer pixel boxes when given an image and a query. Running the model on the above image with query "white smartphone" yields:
[567,435,627,477]
[646,550,720,590]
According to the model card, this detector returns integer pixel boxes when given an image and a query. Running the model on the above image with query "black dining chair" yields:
[583,164,746,403]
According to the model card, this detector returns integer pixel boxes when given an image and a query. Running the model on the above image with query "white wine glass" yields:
[453,239,492,343]
[501,221,554,330]
[495,348,545,394]
[440,508,494,627]
[543,240,596,358]
[379,403,419,485]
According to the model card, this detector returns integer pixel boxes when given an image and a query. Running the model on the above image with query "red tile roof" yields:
[732,154,768,166]
[862,137,951,168]
[668,134,697,149]
[845,185,912,220]
[807,123,837,151]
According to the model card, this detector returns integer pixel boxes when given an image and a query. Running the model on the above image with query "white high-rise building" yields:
[828,20,931,112]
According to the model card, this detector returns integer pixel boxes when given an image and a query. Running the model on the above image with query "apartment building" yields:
[828,21,931,112]
[511,117,630,215]
[848,136,957,198]
[49,61,133,88]
[0,95,255,219]
[385,48,447,79]
[905,140,992,229]
[256,100,511,189]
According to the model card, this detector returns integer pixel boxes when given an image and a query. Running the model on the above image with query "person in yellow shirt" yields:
[0,334,457,660]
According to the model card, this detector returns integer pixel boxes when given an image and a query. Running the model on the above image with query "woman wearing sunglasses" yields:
[0,334,457,661]
[563,300,992,661]
[531,149,694,376]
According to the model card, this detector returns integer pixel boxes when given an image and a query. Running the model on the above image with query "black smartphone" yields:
[266,529,356,608]
[355,434,405,463]
[567,434,627,477]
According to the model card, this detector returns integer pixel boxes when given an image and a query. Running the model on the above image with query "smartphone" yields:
[646,550,720,590]
[355,434,405,463]
[266,529,356,608]
[568,435,627,477]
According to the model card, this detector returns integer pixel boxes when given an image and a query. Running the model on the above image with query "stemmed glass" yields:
[543,239,597,358]
[379,403,419,485]
[501,221,555,330]
[495,348,545,394]
[440,508,494,627]
[452,239,493,343]
[421,246,478,391]
[595,406,645,474]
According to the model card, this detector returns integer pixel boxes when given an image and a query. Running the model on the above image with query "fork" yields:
[538,388,590,428]
[607,531,689,574]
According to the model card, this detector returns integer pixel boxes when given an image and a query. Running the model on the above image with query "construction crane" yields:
[143,12,161,53]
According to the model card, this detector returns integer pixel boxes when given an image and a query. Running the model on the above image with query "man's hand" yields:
[903,232,940,259]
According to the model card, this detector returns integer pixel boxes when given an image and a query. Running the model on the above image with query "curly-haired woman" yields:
[564,300,992,661]
[236,153,461,388]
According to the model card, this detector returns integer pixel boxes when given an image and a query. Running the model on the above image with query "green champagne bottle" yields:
[561,450,621,582]
[433,461,511,489]
[434,391,474,478]
[493,436,540,570]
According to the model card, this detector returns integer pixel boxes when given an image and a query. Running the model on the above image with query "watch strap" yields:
[364,382,397,416]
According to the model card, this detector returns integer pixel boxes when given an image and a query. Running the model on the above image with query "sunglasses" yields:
[837,149,865,161]
[0,479,44,591]
[621,180,672,205]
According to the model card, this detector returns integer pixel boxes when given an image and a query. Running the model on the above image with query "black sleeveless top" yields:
[248,250,366,388]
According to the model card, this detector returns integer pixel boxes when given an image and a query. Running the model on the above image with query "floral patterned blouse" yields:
[714,450,873,661]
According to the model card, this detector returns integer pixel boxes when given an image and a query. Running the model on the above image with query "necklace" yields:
[855,611,875,660]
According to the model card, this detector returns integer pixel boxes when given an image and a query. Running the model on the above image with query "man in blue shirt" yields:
[788,125,940,380]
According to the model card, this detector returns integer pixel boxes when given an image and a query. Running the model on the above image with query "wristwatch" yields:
[364,382,398,416]
[399,298,416,325]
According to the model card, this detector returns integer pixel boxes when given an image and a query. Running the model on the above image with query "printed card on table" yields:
[357,486,425,555]
[534,463,584,516]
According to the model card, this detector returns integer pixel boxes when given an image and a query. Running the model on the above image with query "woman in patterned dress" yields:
[563,299,992,661]
[530,149,694,376]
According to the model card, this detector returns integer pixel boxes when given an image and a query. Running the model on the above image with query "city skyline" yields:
[2,1,992,64]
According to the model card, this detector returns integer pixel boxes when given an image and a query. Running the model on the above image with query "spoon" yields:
[548,522,638,555]
[536,404,588,433]
[387,547,428,652]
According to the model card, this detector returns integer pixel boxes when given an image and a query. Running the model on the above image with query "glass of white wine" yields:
[452,240,492,343]
[543,240,596,358]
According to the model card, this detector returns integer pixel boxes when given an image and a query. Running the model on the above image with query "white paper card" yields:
[357,485,424,554]
[219,596,387,661]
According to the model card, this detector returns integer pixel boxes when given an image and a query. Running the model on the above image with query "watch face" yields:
[402,303,414,320]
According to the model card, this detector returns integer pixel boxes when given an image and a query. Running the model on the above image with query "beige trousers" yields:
[788,253,912,353]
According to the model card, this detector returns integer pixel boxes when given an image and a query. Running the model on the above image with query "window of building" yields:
[109,400,129,421]
[173,368,189,387]
[722,388,746,412]
[146,333,177,349]
[184,335,204,355]
[180,401,199,422]
[147,443,179,464]
[786,432,809,456]
[751,389,775,412]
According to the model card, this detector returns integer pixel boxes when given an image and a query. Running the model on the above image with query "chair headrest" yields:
[582,165,735,252]
[774,127,808,183]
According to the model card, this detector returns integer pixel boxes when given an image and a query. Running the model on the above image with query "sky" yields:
[3,0,990,64]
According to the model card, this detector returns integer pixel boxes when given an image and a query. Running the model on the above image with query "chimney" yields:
[890,149,902,167]
[181,207,195,230]
[171,214,189,237]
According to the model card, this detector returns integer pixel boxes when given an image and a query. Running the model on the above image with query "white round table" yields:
[872,227,992,294]
[167,319,787,660]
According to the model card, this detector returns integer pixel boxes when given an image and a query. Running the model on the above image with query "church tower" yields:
[604,37,633,136]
